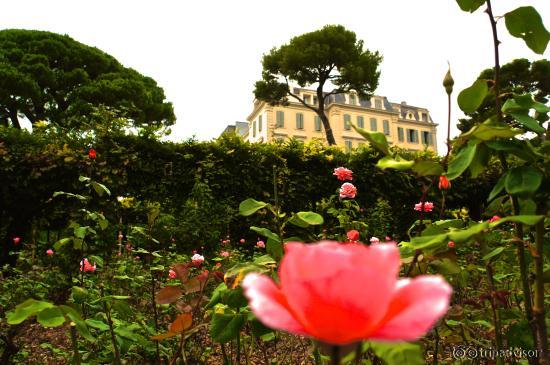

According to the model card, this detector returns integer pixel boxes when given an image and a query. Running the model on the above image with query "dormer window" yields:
[349,94,356,105]
[407,112,414,120]
[313,96,318,105]
[304,95,311,104]
[375,99,382,109]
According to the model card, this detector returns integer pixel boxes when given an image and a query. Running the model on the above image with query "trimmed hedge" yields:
[0,127,499,264]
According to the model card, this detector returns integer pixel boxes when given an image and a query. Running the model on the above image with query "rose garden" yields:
[0,1,549,364]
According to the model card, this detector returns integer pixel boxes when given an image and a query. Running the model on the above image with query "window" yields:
[344,114,351,130]
[345,140,353,152]
[314,116,322,131]
[276,111,284,128]
[357,116,364,129]
[258,115,262,132]
[253,121,256,137]
[398,127,404,142]
[349,95,356,105]
[304,95,311,104]
[296,113,304,129]
[383,120,390,135]
[375,99,382,109]
[370,118,377,131]
[313,96,318,105]
[407,129,419,143]
[422,131,433,145]
[421,112,428,122]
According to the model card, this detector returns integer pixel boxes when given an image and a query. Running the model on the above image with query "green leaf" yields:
[468,142,490,178]
[53,237,72,250]
[6,299,55,325]
[37,307,66,327]
[446,140,477,180]
[455,0,485,13]
[205,283,228,309]
[486,140,540,162]
[376,155,414,171]
[73,226,88,239]
[266,237,283,261]
[505,6,550,54]
[368,342,424,365]
[59,305,95,342]
[250,226,280,242]
[239,198,268,216]
[295,211,324,225]
[462,121,522,141]
[490,215,544,227]
[71,286,89,304]
[509,113,545,133]
[482,247,505,261]
[411,161,443,176]
[210,313,246,343]
[504,166,543,196]
[85,319,110,331]
[431,259,461,275]
[458,79,488,113]
[488,174,506,202]
[352,125,390,155]
[422,219,464,236]
[90,181,111,197]
[222,287,248,309]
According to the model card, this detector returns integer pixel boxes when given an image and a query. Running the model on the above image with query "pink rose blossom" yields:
[13,237,21,245]
[80,258,96,272]
[414,201,434,212]
[370,237,380,244]
[333,167,353,181]
[240,238,245,244]
[448,241,455,248]
[46,249,54,256]
[256,241,266,248]
[243,241,452,345]
[339,183,357,199]
[169,269,177,279]
[220,251,230,258]
[488,215,500,223]
[192,253,205,265]
[346,230,360,242]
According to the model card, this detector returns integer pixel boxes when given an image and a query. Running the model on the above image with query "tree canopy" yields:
[457,58,549,132]
[0,29,175,130]
[253,25,382,145]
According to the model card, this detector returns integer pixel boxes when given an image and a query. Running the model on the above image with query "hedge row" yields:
[0,127,499,263]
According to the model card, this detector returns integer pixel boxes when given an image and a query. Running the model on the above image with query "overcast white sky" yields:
[1,0,548,154]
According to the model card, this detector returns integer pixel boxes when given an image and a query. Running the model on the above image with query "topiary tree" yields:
[0,29,175,131]
[253,25,382,145]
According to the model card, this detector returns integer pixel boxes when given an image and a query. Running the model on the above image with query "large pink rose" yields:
[339,183,357,199]
[333,167,353,181]
[243,241,451,345]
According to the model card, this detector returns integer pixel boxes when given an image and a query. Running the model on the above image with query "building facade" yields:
[244,88,437,152]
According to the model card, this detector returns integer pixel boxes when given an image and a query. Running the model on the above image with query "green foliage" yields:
[505,6,550,55]
[458,79,488,114]
[0,29,175,130]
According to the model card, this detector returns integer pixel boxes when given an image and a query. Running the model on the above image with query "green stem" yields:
[331,345,340,365]
[486,263,504,365]
[313,345,322,365]
[534,204,549,363]
[69,322,81,365]
[101,286,121,365]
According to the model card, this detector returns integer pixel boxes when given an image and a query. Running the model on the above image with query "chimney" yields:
[401,101,407,105]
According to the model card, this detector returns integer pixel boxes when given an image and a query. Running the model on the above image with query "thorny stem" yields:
[486,263,504,365]
[485,1,540,361]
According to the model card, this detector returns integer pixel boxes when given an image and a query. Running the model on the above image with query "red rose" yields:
[346,230,360,242]
[88,148,97,159]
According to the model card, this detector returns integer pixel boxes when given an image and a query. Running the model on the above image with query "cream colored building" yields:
[244,88,437,152]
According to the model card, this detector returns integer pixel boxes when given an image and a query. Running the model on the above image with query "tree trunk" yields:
[316,88,336,145]
[8,108,21,129]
